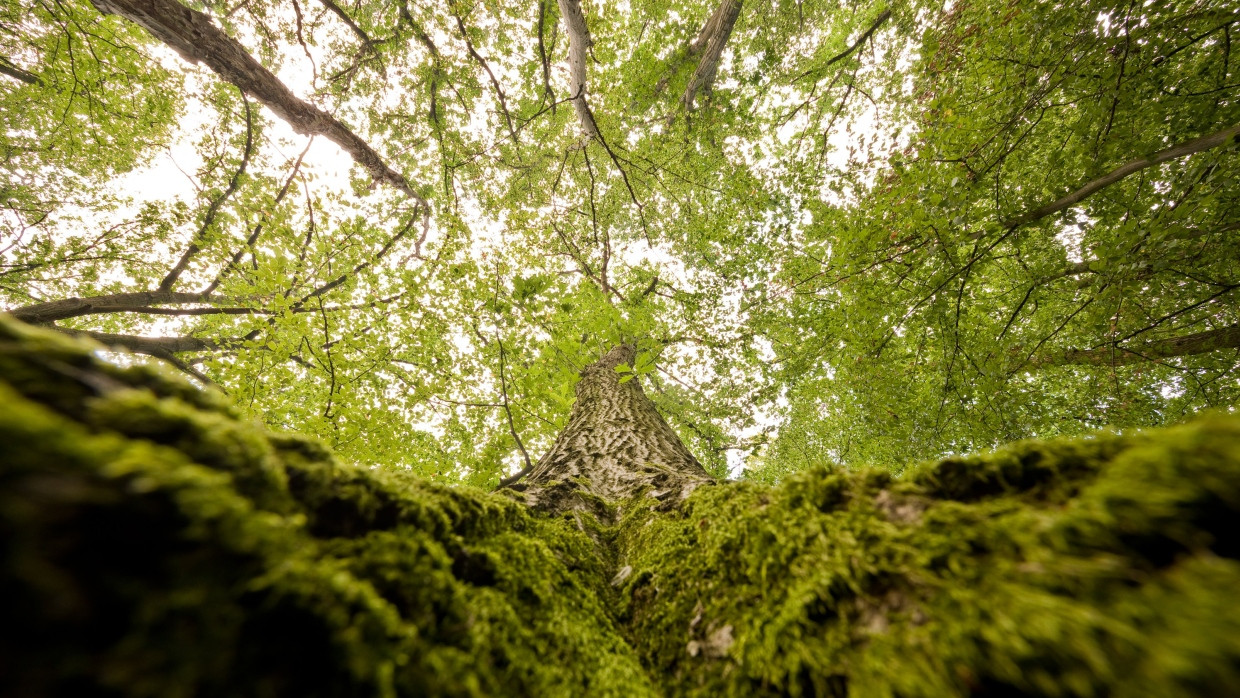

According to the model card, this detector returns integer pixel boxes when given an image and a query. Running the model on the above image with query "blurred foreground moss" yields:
[2,315,1238,696]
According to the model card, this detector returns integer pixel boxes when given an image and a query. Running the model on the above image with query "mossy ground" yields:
[2,315,1239,696]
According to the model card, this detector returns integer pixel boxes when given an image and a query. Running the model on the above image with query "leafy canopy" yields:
[2,0,1237,484]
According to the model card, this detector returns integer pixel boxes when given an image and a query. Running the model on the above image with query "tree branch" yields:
[296,210,420,305]
[450,7,518,142]
[52,328,230,386]
[315,0,373,46]
[0,55,41,86]
[1002,122,1240,229]
[52,328,233,354]
[537,0,555,111]
[159,95,255,293]
[202,139,313,295]
[1030,323,1240,368]
[824,9,890,69]
[89,0,427,213]
[10,291,209,324]
[496,335,534,486]
[681,0,742,109]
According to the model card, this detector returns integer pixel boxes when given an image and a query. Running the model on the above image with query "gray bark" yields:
[9,291,209,324]
[510,344,714,515]
[1030,323,1240,368]
[556,0,601,139]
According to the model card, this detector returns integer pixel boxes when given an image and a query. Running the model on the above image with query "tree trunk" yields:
[557,0,602,139]
[510,344,713,515]
[3,316,1240,696]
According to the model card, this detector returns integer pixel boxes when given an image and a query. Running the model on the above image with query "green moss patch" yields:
[3,315,1240,696]
[615,419,1240,696]
[0,317,653,697]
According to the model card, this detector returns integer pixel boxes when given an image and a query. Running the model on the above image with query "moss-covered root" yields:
[0,316,653,697]
[617,415,1240,697]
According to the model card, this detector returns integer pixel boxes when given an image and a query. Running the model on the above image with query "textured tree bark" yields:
[10,291,209,324]
[510,344,714,514]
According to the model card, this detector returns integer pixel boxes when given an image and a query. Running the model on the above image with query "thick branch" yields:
[54,328,231,354]
[681,0,742,109]
[1003,123,1240,229]
[1030,323,1240,369]
[10,291,209,324]
[89,0,426,208]
[556,0,600,138]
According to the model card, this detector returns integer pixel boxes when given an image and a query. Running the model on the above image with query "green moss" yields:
[0,317,653,697]
[614,419,1240,696]
[3,315,1240,696]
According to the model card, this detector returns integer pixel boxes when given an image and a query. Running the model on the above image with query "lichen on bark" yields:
[2,314,1240,696]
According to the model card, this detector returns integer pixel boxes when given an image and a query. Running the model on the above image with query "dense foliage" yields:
[2,0,1237,482]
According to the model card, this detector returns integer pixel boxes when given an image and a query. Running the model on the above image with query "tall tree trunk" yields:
[509,344,714,514]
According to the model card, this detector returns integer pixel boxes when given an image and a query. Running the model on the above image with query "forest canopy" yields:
[2,0,1237,484]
